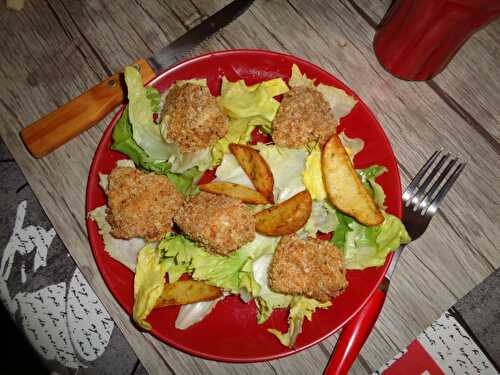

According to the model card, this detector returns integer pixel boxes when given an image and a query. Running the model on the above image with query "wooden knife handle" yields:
[20,58,156,158]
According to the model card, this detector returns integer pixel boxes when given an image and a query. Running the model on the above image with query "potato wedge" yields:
[229,144,274,203]
[255,190,312,236]
[199,181,269,204]
[322,134,384,226]
[156,280,222,307]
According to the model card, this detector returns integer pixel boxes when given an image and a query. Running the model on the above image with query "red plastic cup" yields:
[374,0,500,81]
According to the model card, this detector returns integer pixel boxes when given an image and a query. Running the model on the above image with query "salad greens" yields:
[211,77,289,166]
[99,63,410,349]
[124,66,177,161]
[110,106,200,196]
[339,213,410,270]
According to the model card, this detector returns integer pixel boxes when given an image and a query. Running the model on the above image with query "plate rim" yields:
[85,48,402,363]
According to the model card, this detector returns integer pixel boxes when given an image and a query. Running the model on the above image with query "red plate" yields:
[86,50,402,362]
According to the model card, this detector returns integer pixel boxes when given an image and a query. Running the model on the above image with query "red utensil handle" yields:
[324,280,388,375]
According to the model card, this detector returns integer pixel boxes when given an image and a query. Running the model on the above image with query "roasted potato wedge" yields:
[229,144,274,203]
[255,190,312,236]
[322,134,384,226]
[199,181,269,204]
[156,280,222,307]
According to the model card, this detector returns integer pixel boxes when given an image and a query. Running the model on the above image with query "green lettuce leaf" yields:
[250,254,293,323]
[211,118,258,167]
[111,107,171,174]
[133,245,167,330]
[302,200,339,237]
[218,77,288,123]
[111,107,201,197]
[145,86,161,114]
[331,210,355,249]
[268,296,331,348]
[211,77,288,166]
[342,214,410,270]
[124,66,177,160]
[165,168,202,197]
[159,233,279,293]
[357,165,388,208]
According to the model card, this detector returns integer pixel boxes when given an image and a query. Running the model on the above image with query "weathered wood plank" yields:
[1,0,498,374]
[351,0,500,143]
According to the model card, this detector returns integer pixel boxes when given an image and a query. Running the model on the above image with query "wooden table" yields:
[1,1,499,374]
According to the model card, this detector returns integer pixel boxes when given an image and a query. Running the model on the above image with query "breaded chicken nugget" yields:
[174,192,255,255]
[106,167,183,242]
[272,86,337,148]
[162,83,228,153]
[268,235,347,301]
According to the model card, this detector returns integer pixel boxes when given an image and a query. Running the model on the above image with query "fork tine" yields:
[402,150,442,204]
[411,153,451,208]
[425,161,466,216]
[418,157,458,211]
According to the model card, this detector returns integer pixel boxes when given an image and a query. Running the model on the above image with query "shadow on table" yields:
[1,303,49,374]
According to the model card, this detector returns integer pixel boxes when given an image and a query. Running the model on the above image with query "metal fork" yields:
[324,150,466,375]
[385,150,466,281]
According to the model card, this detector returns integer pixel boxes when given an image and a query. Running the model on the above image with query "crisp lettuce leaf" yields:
[124,66,177,160]
[211,118,259,167]
[159,233,279,293]
[251,254,293,323]
[288,64,315,88]
[211,77,288,166]
[302,145,326,200]
[317,83,357,121]
[169,148,211,174]
[343,214,410,270]
[218,77,288,123]
[111,107,170,174]
[165,168,202,197]
[88,205,145,272]
[110,107,201,197]
[331,210,355,250]
[255,145,308,202]
[145,86,161,114]
[214,154,253,188]
[175,298,224,330]
[302,200,338,237]
[339,131,364,162]
[357,165,388,209]
[330,164,410,269]
[268,296,331,348]
[133,245,167,330]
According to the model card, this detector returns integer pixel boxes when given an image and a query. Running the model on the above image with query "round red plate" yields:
[86,49,402,362]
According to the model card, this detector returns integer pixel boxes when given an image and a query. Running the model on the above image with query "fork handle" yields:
[324,278,389,375]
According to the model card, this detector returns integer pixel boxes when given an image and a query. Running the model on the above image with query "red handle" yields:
[324,281,388,375]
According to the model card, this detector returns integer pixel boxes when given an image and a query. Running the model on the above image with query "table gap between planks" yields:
[0,1,498,374]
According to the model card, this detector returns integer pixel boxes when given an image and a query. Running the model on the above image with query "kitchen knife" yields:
[20,0,254,158]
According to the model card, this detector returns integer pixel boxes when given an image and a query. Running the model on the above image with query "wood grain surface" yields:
[0,1,498,374]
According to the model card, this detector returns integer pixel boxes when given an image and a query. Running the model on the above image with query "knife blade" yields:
[20,0,254,158]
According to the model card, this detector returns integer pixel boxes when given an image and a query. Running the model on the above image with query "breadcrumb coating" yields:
[268,235,347,301]
[272,86,337,148]
[106,167,183,242]
[162,83,228,153]
[174,192,256,255]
